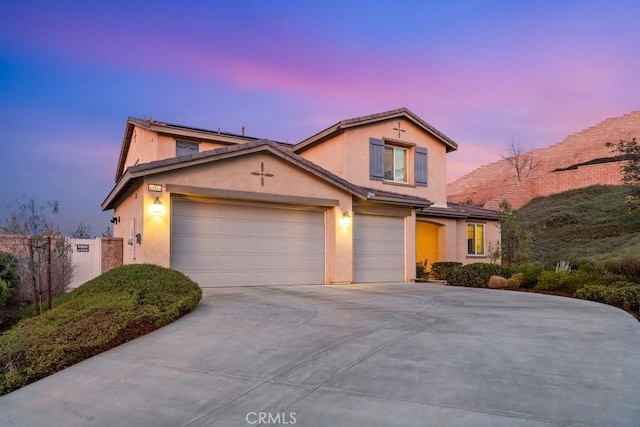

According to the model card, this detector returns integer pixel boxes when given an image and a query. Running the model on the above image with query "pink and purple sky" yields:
[1,0,639,235]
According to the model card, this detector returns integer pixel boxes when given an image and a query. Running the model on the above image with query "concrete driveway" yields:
[1,283,639,426]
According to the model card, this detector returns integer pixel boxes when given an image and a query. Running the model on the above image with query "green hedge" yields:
[0,264,202,396]
[445,263,513,288]
[576,283,640,316]
[430,262,463,280]
[515,263,545,288]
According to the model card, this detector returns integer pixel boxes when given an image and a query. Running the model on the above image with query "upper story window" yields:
[176,141,199,157]
[467,223,485,256]
[384,145,407,183]
[369,138,428,186]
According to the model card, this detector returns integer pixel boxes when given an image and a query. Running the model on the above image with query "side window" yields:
[370,138,416,184]
[384,145,408,183]
[176,141,199,157]
[467,223,485,256]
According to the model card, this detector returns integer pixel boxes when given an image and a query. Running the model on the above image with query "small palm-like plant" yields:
[555,260,572,272]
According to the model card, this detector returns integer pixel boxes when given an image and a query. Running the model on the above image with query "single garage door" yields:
[353,214,405,282]
[171,198,325,286]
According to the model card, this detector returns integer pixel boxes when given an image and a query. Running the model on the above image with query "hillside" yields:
[517,185,640,266]
[448,111,640,210]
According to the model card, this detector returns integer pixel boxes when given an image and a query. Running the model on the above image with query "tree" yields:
[0,252,19,309]
[607,138,640,212]
[0,197,74,314]
[497,200,531,266]
[69,223,92,239]
[502,138,540,183]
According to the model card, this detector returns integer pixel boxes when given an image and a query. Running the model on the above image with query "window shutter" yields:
[415,146,428,186]
[369,138,385,180]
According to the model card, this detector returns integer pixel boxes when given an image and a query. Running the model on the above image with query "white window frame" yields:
[467,223,485,256]
[384,145,408,183]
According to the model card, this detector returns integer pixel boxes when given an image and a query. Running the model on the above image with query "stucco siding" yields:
[297,119,449,206]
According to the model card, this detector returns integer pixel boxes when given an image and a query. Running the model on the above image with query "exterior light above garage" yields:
[340,211,351,226]
[151,197,165,215]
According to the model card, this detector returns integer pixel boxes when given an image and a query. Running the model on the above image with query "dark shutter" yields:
[369,138,385,180]
[176,141,199,157]
[415,146,428,186]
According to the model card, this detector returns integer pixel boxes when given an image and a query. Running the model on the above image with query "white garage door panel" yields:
[171,199,325,286]
[354,215,405,283]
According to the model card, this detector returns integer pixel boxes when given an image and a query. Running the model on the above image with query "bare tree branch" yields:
[501,138,540,183]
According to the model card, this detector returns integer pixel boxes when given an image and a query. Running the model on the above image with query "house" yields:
[102,108,500,286]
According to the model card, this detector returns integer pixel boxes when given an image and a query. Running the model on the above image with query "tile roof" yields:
[114,117,290,182]
[419,202,501,220]
[360,187,434,208]
[102,138,437,211]
[103,139,358,210]
[294,107,458,153]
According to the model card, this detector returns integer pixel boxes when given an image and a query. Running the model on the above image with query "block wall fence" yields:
[447,111,640,210]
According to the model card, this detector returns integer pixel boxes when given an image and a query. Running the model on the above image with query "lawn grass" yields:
[0,264,202,396]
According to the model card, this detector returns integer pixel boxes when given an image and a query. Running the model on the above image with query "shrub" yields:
[0,264,202,396]
[445,263,511,288]
[535,271,572,292]
[534,269,615,294]
[416,263,428,280]
[0,252,20,290]
[576,283,640,316]
[488,275,508,289]
[430,262,462,280]
[536,270,599,294]
[515,263,545,288]
[603,257,640,283]
[0,279,10,308]
[506,272,525,288]
[575,259,603,274]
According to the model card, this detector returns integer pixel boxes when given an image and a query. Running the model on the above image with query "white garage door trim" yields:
[171,198,325,287]
[353,214,405,283]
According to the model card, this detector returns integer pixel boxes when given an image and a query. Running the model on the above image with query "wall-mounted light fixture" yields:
[151,197,165,215]
[340,211,351,226]
[110,216,120,224]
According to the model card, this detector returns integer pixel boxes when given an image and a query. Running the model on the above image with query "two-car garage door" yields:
[171,198,325,287]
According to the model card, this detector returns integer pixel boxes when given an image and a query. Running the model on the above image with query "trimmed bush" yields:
[430,262,462,280]
[0,264,202,396]
[506,273,525,288]
[488,276,508,289]
[535,271,573,292]
[445,263,512,288]
[514,263,545,288]
[534,269,621,294]
[576,283,640,316]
